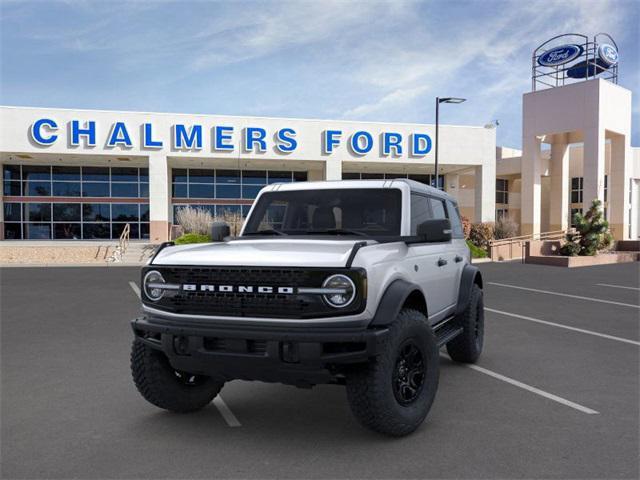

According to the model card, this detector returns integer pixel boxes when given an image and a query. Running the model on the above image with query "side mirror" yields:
[211,221,231,242]
[416,219,452,243]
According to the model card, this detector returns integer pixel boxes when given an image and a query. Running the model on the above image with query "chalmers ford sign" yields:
[28,118,434,157]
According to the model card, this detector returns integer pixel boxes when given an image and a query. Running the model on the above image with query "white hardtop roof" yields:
[263,179,452,200]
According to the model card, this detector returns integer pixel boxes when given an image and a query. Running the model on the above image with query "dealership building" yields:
[0,35,638,243]
[0,107,498,243]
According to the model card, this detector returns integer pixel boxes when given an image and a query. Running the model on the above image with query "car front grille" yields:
[142,266,366,319]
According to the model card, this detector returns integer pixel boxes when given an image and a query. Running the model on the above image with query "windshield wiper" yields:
[308,228,368,237]
[244,229,287,236]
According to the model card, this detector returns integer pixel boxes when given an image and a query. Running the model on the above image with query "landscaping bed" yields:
[0,245,113,264]
[525,251,639,268]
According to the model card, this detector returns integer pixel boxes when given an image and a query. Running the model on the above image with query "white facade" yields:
[521,79,633,240]
[0,106,496,242]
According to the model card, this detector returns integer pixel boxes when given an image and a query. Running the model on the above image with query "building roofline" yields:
[0,104,489,130]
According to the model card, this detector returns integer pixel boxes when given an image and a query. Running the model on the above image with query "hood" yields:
[152,238,366,267]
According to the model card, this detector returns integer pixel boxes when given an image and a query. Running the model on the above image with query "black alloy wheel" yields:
[392,340,426,405]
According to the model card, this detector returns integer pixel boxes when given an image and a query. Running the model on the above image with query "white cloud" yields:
[339,0,629,121]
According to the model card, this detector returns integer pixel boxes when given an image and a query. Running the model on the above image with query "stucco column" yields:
[324,158,342,180]
[307,168,324,181]
[148,153,170,243]
[609,134,631,240]
[582,126,605,211]
[445,173,459,199]
[549,134,570,232]
[521,135,542,236]
[474,163,495,223]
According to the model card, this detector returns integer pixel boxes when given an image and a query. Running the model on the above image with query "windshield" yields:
[243,188,402,237]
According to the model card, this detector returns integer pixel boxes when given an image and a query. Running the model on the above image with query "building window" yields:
[496,208,509,220]
[570,208,583,228]
[604,175,608,203]
[341,172,444,189]
[2,165,149,199]
[171,168,306,202]
[496,179,508,204]
[3,201,149,240]
[170,169,306,222]
[571,177,583,203]
[2,164,149,240]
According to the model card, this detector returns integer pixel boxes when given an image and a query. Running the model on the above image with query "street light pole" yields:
[434,96,466,190]
[435,97,440,190]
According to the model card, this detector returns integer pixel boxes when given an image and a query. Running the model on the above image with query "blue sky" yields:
[1,0,638,148]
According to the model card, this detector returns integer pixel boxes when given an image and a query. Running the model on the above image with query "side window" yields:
[410,194,431,234]
[429,197,448,220]
[446,200,464,238]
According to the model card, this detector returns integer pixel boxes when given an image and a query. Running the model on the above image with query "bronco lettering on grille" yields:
[182,284,295,294]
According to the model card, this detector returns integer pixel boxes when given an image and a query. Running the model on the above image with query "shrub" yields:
[466,240,487,258]
[215,210,244,237]
[174,233,212,245]
[175,206,213,235]
[494,216,519,240]
[469,222,495,251]
[560,199,613,256]
[461,216,472,239]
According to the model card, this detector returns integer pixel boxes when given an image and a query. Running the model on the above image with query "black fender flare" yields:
[455,264,483,316]
[369,279,425,327]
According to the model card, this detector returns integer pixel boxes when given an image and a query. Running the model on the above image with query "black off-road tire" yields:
[345,309,439,436]
[447,283,484,363]
[131,340,224,413]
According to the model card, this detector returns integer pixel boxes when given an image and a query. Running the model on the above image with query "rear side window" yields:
[410,194,432,234]
[429,198,448,220]
[446,199,464,238]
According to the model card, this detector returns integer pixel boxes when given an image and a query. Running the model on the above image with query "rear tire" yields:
[346,309,439,436]
[131,340,224,413]
[447,283,484,363]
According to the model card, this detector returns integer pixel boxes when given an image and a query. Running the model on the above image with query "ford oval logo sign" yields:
[538,44,583,67]
[598,44,618,66]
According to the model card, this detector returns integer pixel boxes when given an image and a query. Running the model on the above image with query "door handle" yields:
[437,258,448,267]
[455,255,463,263]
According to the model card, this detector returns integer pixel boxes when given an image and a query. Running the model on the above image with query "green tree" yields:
[560,199,613,256]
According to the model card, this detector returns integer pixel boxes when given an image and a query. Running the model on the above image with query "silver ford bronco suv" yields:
[131,179,484,436]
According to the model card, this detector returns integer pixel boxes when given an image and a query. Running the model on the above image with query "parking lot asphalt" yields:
[1,262,639,479]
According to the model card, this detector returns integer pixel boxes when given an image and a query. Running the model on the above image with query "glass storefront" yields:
[172,168,307,220]
[3,164,149,239]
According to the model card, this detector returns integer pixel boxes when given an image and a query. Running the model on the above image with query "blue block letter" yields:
[214,126,234,151]
[174,124,203,149]
[383,132,403,156]
[323,130,342,154]
[30,118,58,145]
[411,133,432,156]
[143,123,163,148]
[244,127,267,152]
[107,122,133,147]
[350,131,373,155]
[71,120,96,146]
[275,128,297,153]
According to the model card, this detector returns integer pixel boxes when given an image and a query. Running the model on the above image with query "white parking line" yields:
[129,281,141,299]
[442,355,599,415]
[486,307,640,347]
[488,282,640,309]
[213,397,242,427]
[128,280,242,427]
[596,283,640,291]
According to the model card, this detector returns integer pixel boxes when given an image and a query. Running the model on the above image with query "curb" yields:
[0,263,145,268]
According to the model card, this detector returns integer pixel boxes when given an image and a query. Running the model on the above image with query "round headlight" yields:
[143,270,166,301]
[322,274,356,308]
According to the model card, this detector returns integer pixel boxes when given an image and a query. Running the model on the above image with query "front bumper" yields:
[131,316,388,386]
